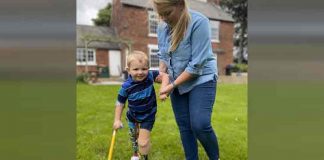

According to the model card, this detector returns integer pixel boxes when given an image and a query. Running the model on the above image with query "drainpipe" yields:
[85,40,89,73]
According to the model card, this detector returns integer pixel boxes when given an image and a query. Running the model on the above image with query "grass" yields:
[77,83,247,160]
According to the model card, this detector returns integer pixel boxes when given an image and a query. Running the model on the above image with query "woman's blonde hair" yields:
[153,0,191,52]
[126,51,149,68]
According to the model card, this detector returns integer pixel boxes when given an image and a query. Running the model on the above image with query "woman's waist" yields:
[174,73,217,95]
[169,65,216,79]
[169,59,215,74]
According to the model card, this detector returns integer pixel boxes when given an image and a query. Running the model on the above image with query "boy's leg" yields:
[128,121,139,156]
[138,128,151,160]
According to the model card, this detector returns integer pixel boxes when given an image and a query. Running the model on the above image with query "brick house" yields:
[111,0,234,75]
[76,0,234,77]
[76,25,124,77]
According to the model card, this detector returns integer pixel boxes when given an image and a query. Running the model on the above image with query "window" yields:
[148,10,158,37]
[76,48,97,65]
[148,44,159,70]
[209,20,220,43]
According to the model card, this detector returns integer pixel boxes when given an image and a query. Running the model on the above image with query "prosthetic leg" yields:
[128,121,140,160]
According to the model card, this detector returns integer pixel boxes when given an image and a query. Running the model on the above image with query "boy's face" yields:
[127,60,149,82]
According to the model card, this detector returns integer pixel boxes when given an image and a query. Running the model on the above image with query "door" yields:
[109,50,121,76]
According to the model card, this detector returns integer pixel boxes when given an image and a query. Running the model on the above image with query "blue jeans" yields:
[170,80,219,160]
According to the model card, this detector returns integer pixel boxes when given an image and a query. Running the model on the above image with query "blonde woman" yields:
[153,0,220,159]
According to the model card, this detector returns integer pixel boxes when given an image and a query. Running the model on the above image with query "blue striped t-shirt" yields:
[117,70,159,122]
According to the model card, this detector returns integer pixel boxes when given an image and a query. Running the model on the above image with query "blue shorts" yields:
[126,116,155,131]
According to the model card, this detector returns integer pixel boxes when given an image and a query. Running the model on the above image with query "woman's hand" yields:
[113,120,123,130]
[160,84,174,96]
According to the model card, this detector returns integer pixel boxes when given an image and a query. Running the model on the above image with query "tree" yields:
[220,0,247,64]
[92,4,112,26]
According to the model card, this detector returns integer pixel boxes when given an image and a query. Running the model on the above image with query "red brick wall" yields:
[214,21,234,75]
[112,0,157,70]
[112,2,157,53]
[76,66,97,74]
[112,0,233,75]
[76,49,109,74]
[96,49,109,67]
[111,0,122,32]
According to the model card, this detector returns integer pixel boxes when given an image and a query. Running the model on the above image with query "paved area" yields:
[217,72,247,84]
[91,81,123,85]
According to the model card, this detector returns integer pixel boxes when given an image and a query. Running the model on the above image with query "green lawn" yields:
[77,83,247,160]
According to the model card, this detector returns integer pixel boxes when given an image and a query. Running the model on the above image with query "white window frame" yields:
[76,48,97,66]
[148,44,159,70]
[210,20,220,43]
[148,10,158,37]
[196,0,207,2]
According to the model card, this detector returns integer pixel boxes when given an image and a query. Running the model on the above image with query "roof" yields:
[121,0,234,22]
[77,25,120,49]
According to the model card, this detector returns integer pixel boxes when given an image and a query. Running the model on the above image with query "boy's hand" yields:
[155,74,162,83]
[113,120,123,130]
[159,94,168,101]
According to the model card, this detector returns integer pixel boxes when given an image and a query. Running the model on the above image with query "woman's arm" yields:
[158,61,170,100]
[159,61,168,73]
[155,61,168,83]
[159,62,193,88]
[159,72,170,101]
[160,71,193,95]
[160,72,169,88]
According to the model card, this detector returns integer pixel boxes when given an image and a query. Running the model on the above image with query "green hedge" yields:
[76,73,90,83]
[232,63,248,72]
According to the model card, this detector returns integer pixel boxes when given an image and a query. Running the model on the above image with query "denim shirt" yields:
[157,10,218,94]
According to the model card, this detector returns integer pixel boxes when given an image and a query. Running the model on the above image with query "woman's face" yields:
[156,5,181,26]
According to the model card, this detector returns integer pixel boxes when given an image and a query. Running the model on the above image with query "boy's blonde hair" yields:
[153,0,191,52]
[126,51,149,68]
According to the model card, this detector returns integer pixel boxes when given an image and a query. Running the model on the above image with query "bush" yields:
[76,73,90,83]
[232,63,248,72]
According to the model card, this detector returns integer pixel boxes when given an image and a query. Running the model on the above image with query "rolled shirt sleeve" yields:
[185,17,212,76]
[157,50,168,66]
[117,87,127,105]
[157,23,170,66]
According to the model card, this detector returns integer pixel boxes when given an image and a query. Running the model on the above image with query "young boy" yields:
[113,51,168,160]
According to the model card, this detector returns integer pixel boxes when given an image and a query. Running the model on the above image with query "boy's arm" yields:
[113,102,125,130]
[114,102,124,121]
